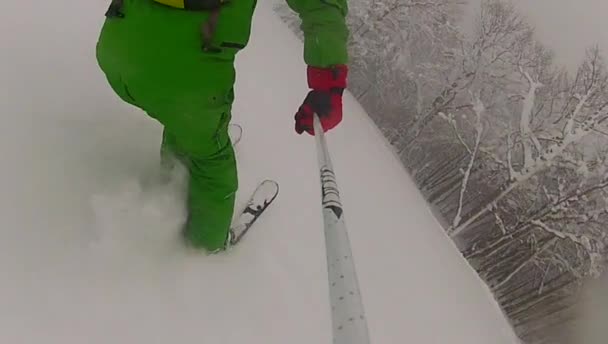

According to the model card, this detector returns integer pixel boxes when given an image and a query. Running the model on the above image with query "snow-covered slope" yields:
[0,1,519,343]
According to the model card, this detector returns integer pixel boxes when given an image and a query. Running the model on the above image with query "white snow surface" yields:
[0,1,520,343]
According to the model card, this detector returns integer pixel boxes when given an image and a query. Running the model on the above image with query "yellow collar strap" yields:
[153,0,227,10]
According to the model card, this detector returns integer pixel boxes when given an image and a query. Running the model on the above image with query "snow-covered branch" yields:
[494,237,558,289]
[506,124,517,180]
[518,66,544,169]
[563,90,591,138]
[438,111,471,153]
[453,95,485,227]
[530,220,591,250]
[491,206,507,235]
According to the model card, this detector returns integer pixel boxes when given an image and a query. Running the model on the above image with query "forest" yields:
[275,0,608,342]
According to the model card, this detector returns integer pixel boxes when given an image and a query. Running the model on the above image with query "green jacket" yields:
[98,0,348,68]
[284,0,349,67]
[96,0,349,113]
[95,0,350,148]
[95,0,350,153]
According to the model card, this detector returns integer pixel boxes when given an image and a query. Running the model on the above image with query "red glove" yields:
[295,65,348,135]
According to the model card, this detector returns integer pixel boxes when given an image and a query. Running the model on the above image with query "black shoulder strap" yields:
[105,0,124,18]
[201,7,222,52]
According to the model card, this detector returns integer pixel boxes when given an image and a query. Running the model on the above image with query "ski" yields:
[228,179,279,246]
[229,123,242,146]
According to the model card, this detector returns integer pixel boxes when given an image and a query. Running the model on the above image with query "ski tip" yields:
[261,179,279,192]
[229,123,243,146]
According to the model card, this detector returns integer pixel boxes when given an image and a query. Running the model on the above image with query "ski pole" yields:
[313,114,371,344]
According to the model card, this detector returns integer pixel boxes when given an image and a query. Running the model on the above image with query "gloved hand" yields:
[295,65,348,135]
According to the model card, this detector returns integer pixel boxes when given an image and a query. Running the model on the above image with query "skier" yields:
[96,0,349,253]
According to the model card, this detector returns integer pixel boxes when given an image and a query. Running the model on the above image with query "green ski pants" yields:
[95,0,245,252]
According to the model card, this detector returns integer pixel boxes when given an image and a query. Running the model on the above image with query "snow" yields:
[0,1,519,343]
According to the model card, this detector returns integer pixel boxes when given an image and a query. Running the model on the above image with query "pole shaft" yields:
[313,115,371,344]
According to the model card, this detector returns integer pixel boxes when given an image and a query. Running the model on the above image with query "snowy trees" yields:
[453,43,608,264]
[451,46,608,238]
[339,0,465,131]
[274,0,608,342]
[407,1,608,342]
